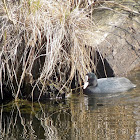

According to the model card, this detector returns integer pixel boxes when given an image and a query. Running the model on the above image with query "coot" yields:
[83,73,136,94]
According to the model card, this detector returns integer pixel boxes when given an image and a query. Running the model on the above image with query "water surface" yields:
[0,70,140,140]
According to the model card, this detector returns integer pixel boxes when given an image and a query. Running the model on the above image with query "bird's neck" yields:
[92,80,98,87]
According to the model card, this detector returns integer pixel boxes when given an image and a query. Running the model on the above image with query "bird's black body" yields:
[83,73,136,94]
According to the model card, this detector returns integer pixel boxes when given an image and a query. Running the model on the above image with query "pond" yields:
[0,70,140,140]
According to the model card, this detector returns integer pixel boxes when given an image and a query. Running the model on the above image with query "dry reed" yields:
[0,0,97,100]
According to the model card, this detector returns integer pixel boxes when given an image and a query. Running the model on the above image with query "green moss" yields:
[1,99,45,114]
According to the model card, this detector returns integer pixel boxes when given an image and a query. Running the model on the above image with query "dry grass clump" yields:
[0,0,97,100]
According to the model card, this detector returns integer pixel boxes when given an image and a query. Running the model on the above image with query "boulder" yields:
[91,1,140,76]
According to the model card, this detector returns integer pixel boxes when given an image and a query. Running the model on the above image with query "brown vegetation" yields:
[0,0,97,101]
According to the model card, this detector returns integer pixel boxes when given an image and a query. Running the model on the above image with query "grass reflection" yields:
[70,94,135,140]
[0,99,71,140]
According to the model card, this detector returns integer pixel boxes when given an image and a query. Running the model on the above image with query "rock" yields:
[91,1,140,76]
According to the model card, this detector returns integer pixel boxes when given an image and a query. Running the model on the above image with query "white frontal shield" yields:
[83,75,89,89]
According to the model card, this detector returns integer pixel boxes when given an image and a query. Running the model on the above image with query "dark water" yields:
[0,70,140,140]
